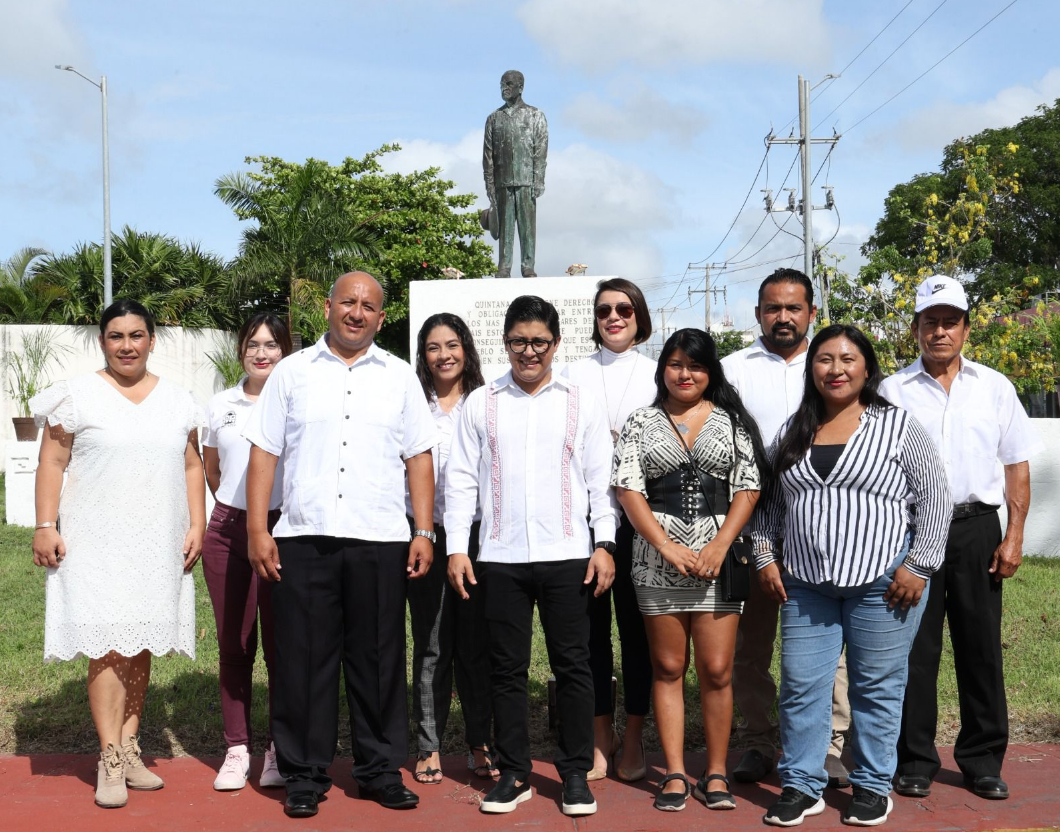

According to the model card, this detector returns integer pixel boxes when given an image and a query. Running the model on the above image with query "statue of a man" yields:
[483,70,548,278]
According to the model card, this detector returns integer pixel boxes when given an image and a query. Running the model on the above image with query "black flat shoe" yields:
[284,790,319,818]
[694,773,736,810]
[653,772,691,812]
[361,782,420,809]
[894,774,931,798]
[967,775,1009,800]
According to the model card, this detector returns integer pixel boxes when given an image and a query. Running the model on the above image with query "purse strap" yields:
[660,405,736,534]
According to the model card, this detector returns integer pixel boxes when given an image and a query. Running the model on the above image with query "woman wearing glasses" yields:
[564,278,656,782]
[201,313,293,791]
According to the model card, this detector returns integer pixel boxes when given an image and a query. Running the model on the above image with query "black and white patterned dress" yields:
[611,404,761,615]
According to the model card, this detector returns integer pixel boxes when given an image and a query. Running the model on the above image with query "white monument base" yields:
[409,275,615,381]
[5,439,40,527]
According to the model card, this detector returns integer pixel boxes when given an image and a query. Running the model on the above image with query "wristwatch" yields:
[413,528,437,544]
[596,541,617,555]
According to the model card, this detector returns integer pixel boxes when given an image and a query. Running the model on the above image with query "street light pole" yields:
[55,65,112,308]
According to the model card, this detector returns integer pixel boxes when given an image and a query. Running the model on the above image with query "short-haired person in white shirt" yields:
[243,272,439,819]
[201,313,292,792]
[720,268,852,790]
[882,276,1042,802]
[445,295,618,818]
[562,277,656,783]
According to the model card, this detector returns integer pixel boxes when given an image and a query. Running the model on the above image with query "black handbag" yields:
[663,408,753,603]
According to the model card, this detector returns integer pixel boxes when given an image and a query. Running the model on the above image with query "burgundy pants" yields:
[201,501,281,750]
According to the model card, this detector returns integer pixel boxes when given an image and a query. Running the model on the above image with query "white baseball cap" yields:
[913,275,969,313]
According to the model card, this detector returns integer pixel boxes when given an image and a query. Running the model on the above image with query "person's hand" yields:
[533,185,545,200]
[758,561,787,604]
[32,527,66,569]
[989,535,1023,582]
[249,530,281,582]
[448,553,476,600]
[692,538,727,580]
[584,548,615,597]
[487,189,496,207]
[884,565,927,610]
[657,539,698,578]
[182,524,205,571]
[407,537,434,579]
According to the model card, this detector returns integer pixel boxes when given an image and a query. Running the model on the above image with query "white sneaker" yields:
[213,744,250,791]
[259,743,286,788]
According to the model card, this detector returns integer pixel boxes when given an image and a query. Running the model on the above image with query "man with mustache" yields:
[720,269,852,789]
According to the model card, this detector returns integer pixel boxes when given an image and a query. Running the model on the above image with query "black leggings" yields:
[588,513,653,717]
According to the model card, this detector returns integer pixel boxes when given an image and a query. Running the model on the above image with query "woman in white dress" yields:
[563,278,656,782]
[30,300,206,809]
[201,313,292,791]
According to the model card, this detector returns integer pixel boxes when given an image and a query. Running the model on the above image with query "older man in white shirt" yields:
[445,295,617,818]
[882,275,1041,802]
[244,272,438,819]
[721,268,852,789]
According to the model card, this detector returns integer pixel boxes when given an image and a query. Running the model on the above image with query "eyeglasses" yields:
[595,302,635,320]
[505,337,555,355]
[245,342,282,355]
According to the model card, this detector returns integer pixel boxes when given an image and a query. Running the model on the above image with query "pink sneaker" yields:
[260,743,285,788]
[213,745,250,791]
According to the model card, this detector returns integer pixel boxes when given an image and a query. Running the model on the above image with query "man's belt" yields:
[951,501,999,521]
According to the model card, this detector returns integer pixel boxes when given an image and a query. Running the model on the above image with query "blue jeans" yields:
[777,544,928,797]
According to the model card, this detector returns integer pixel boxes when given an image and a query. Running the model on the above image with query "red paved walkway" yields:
[2,745,1058,831]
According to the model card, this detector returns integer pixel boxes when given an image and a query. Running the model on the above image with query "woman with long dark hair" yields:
[564,277,656,782]
[408,312,495,784]
[201,313,293,791]
[612,328,767,812]
[753,325,951,828]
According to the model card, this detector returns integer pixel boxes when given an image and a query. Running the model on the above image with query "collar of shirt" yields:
[902,353,981,387]
[308,335,387,369]
[220,376,256,406]
[746,336,809,365]
[490,369,571,397]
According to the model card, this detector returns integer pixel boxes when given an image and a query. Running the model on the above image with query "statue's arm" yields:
[483,115,496,203]
[533,111,548,198]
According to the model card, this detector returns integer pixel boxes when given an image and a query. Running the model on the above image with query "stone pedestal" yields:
[408,275,614,381]
[5,439,40,527]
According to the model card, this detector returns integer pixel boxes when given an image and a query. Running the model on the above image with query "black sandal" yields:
[413,751,443,785]
[654,772,691,812]
[467,746,499,779]
[694,772,736,810]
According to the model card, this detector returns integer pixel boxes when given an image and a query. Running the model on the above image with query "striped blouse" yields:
[752,404,951,585]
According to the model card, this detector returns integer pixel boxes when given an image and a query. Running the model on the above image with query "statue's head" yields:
[500,70,524,104]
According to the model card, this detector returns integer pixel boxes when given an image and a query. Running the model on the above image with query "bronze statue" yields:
[482,70,548,278]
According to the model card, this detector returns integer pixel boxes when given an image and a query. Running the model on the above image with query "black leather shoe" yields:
[967,775,1009,800]
[733,749,774,783]
[894,774,931,797]
[361,782,420,809]
[284,790,319,818]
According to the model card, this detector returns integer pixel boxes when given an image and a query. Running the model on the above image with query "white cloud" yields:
[562,83,709,145]
[0,0,88,79]
[516,0,831,71]
[888,68,1060,151]
[382,131,673,278]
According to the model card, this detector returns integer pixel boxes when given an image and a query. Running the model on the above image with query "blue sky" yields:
[2,0,1058,341]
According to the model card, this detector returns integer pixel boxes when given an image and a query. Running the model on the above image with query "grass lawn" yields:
[1,473,1058,757]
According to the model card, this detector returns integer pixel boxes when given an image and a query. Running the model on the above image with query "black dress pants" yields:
[588,513,652,716]
[897,511,1008,780]
[271,536,409,795]
[483,558,593,781]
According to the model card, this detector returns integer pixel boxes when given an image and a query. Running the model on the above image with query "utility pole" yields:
[654,306,677,356]
[765,75,840,321]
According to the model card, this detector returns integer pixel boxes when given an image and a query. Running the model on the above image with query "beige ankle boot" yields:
[122,735,164,790]
[95,742,128,808]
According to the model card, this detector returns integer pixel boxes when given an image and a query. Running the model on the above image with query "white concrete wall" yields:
[1006,419,1060,558]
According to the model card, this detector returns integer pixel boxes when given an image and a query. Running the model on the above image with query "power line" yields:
[690,146,771,267]
[814,0,949,130]
[844,0,1021,134]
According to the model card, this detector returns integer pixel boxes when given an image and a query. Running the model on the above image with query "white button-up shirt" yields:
[444,371,618,563]
[880,355,1042,506]
[243,337,438,541]
[203,378,283,511]
[720,337,807,446]
[405,394,481,525]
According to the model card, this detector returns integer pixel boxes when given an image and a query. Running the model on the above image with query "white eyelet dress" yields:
[31,374,205,662]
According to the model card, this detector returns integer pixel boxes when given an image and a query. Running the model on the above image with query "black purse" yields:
[663,408,753,603]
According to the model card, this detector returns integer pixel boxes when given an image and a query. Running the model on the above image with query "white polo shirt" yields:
[243,337,438,542]
[880,355,1042,507]
[720,337,807,446]
[202,378,283,511]
[444,371,618,563]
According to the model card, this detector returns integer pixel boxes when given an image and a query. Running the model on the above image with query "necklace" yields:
[600,351,638,443]
[666,400,705,434]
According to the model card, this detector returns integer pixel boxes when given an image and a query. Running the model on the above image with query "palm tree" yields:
[0,247,66,323]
